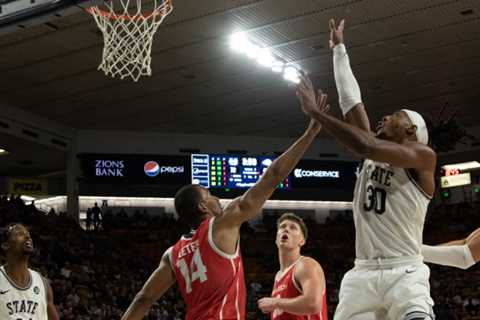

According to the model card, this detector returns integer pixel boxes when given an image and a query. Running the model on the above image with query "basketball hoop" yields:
[87,0,173,81]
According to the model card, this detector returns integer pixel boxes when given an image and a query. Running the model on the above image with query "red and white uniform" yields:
[170,217,246,320]
[270,257,327,320]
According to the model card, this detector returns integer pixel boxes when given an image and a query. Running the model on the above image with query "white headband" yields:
[402,109,428,145]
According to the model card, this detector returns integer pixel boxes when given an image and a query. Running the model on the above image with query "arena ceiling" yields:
[1,0,480,177]
[0,0,479,138]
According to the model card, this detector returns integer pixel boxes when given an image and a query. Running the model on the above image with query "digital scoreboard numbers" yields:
[191,154,290,189]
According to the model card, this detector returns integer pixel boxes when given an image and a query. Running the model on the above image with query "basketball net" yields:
[87,0,173,81]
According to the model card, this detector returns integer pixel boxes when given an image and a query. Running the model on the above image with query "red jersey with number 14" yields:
[170,217,245,320]
[270,257,327,320]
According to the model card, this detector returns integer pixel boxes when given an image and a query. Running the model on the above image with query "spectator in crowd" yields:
[1,197,479,319]
[92,203,102,231]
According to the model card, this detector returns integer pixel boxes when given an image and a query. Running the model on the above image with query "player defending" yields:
[121,106,328,319]
[258,213,327,320]
[295,19,436,319]
[0,223,59,320]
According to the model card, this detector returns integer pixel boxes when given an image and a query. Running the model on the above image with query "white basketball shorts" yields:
[334,263,434,320]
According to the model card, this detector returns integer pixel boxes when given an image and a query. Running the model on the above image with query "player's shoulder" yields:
[299,256,322,267]
[296,256,324,274]
[162,246,175,267]
[28,267,45,277]
[405,140,436,155]
[28,268,52,290]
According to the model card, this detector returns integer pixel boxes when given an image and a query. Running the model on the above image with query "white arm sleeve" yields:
[332,43,362,116]
[422,244,475,270]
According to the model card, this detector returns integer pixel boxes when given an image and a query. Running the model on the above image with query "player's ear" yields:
[406,124,417,138]
[197,202,208,215]
[299,238,305,247]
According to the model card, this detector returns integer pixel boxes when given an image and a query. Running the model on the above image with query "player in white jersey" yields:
[295,19,436,320]
[0,223,59,320]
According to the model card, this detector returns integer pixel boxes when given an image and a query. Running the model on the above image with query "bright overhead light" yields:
[245,43,260,59]
[0,148,9,155]
[256,48,275,67]
[283,66,301,83]
[229,32,251,53]
[230,32,303,84]
[271,60,285,73]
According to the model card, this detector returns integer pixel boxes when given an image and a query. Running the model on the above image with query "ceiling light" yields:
[256,48,275,67]
[229,32,250,53]
[271,60,285,73]
[283,66,301,84]
[0,148,9,155]
[245,43,260,59]
[230,32,304,84]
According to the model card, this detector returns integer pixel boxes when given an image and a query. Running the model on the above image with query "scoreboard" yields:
[191,154,290,189]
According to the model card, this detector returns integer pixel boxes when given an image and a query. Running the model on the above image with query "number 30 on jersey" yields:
[364,185,387,214]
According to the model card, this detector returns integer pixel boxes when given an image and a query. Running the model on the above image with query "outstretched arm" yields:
[422,227,480,269]
[122,249,176,320]
[330,18,371,133]
[218,116,326,228]
[258,258,325,315]
[212,94,328,256]
[296,75,436,170]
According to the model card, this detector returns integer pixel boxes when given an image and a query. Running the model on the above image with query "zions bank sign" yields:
[80,154,190,185]
[95,160,125,177]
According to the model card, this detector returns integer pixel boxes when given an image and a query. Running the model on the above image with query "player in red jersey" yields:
[121,99,329,320]
[258,213,327,320]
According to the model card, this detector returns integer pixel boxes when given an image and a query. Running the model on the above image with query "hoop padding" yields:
[87,0,173,81]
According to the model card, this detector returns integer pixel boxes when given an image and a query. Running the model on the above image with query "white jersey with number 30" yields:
[353,159,431,260]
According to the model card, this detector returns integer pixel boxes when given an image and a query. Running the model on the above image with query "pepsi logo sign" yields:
[144,161,185,177]
[144,161,160,177]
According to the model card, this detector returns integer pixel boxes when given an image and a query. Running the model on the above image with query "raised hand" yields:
[296,73,329,119]
[329,18,345,49]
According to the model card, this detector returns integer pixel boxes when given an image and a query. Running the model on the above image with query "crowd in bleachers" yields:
[1,195,480,319]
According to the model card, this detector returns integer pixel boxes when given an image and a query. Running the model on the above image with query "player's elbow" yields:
[304,303,322,314]
[303,296,323,314]
[261,164,283,187]
[266,162,282,180]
